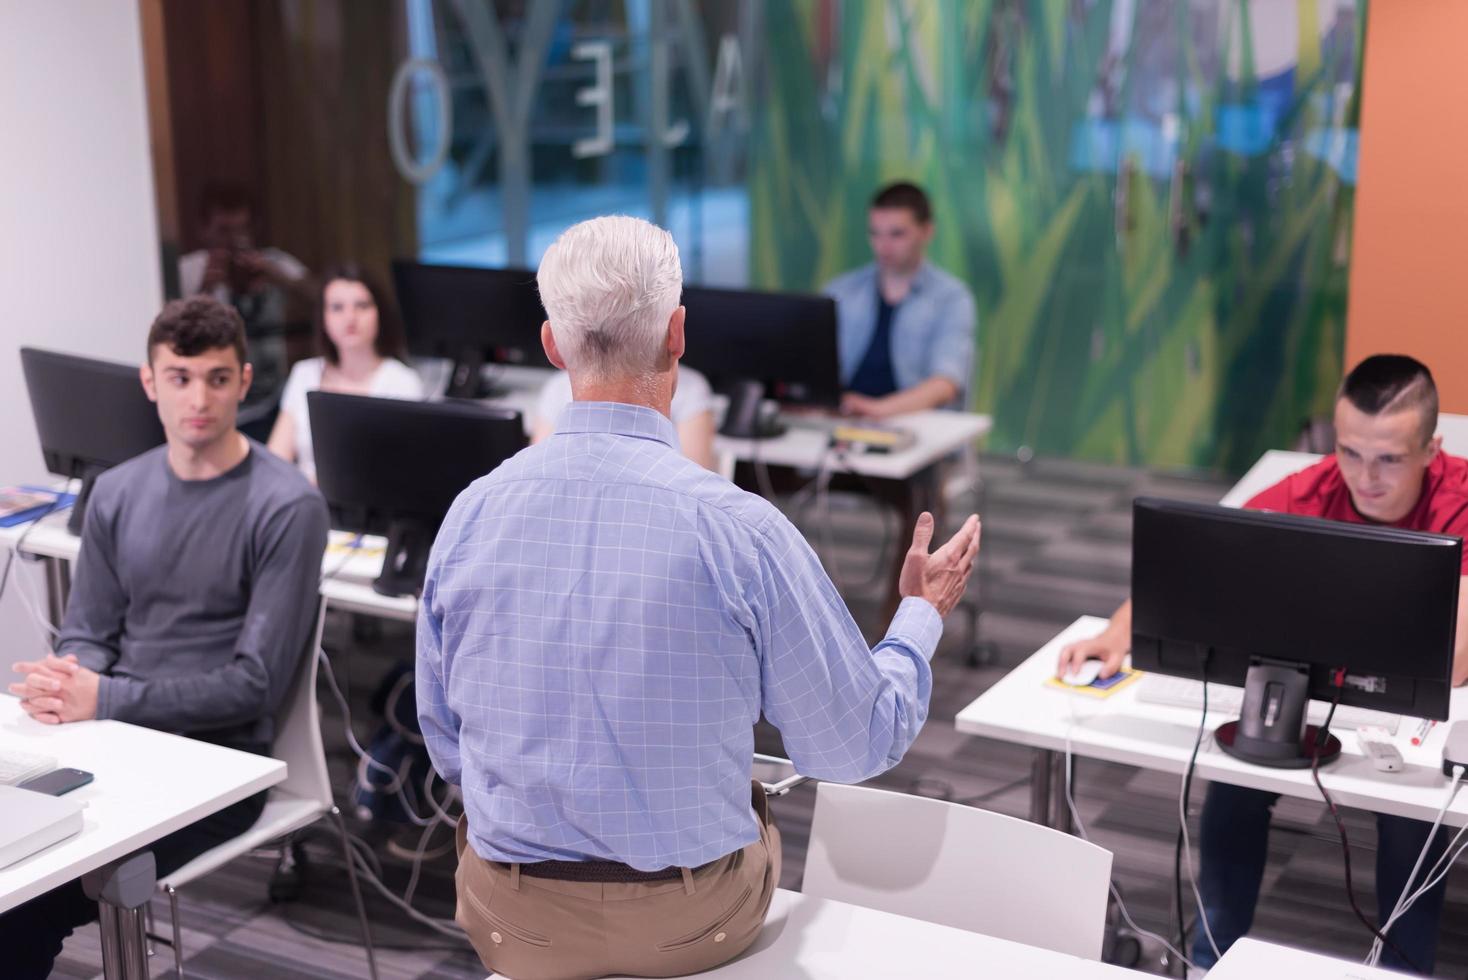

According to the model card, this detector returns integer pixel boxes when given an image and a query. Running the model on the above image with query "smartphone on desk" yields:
[19,767,93,796]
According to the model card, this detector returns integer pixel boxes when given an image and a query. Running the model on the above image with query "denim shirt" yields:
[417,401,941,870]
[823,260,978,406]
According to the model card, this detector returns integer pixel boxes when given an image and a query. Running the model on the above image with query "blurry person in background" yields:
[268,263,423,484]
[178,181,314,401]
[823,181,977,419]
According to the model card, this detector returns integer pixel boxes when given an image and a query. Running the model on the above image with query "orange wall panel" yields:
[1346,0,1468,411]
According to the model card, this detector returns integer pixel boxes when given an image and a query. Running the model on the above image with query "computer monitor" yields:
[680,285,841,425]
[392,260,552,397]
[309,391,526,597]
[20,347,166,536]
[1131,497,1460,768]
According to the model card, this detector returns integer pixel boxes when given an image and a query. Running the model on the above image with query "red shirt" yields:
[1245,452,1468,574]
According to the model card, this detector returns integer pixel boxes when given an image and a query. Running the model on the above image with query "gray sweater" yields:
[57,440,329,748]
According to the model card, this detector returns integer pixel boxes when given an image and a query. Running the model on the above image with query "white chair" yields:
[803,781,1113,960]
[717,448,737,482]
[1438,413,1468,457]
[151,608,379,980]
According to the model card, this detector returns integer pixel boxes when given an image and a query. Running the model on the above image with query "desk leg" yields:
[83,851,156,980]
[1029,750,1055,826]
[43,556,70,627]
[1028,749,1076,833]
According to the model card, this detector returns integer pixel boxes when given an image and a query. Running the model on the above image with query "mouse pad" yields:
[1044,668,1143,698]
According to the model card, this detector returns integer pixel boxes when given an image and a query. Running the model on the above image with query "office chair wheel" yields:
[268,841,309,903]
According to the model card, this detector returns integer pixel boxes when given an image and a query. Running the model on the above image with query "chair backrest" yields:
[269,601,332,808]
[803,782,1113,960]
[1438,413,1468,457]
[717,448,736,483]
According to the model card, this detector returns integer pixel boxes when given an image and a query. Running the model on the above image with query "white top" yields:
[619,889,1135,979]
[0,695,284,912]
[279,356,425,481]
[533,366,715,430]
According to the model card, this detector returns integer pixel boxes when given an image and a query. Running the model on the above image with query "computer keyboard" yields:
[783,413,846,434]
[1135,674,1402,735]
[0,748,57,786]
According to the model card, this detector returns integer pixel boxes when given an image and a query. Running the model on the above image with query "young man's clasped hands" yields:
[9,654,100,724]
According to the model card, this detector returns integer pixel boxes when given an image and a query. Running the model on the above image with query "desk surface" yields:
[719,410,992,481]
[478,364,993,482]
[954,616,1468,826]
[1208,937,1400,978]
[0,507,80,562]
[318,575,418,622]
[604,889,1136,979]
[0,695,285,912]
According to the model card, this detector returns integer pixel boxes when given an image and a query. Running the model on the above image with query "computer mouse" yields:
[1061,660,1103,687]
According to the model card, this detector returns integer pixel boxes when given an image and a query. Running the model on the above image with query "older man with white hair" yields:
[417,215,980,980]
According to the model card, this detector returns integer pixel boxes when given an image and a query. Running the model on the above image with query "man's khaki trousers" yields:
[455,782,781,980]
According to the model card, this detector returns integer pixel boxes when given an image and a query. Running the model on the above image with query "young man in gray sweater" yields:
[3,296,329,979]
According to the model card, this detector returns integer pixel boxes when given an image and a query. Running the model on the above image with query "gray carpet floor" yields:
[49,454,1468,978]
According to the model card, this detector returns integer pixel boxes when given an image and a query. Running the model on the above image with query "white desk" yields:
[0,696,285,911]
[0,507,83,625]
[957,444,1466,833]
[318,576,418,623]
[603,889,1138,979]
[956,616,1468,828]
[721,410,992,481]
[476,364,994,481]
[0,695,284,977]
[1208,937,1402,978]
[0,510,419,627]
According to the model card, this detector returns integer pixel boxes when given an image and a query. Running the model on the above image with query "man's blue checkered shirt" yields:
[417,401,941,870]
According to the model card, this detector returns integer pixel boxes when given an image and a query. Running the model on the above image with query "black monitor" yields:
[20,347,166,536]
[680,285,841,427]
[309,391,527,597]
[1131,497,1460,768]
[392,260,552,397]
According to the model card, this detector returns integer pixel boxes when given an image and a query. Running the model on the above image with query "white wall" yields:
[0,2,162,657]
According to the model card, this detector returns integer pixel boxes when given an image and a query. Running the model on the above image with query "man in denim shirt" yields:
[823,182,977,418]
[419,215,981,980]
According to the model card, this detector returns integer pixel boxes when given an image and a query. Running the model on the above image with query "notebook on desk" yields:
[0,785,83,869]
[783,414,917,453]
[0,486,75,528]
[829,424,916,453]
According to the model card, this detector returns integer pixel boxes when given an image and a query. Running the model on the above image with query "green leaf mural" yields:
[747,0,1362,474]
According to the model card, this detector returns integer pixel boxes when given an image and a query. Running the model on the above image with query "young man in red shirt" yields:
[1057,355,1468,974]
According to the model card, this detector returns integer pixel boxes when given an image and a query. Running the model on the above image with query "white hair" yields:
[536,215,683,383]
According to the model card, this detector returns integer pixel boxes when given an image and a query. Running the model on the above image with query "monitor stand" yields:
[719,379,786,440]
[373,519,434,598]
[445,349,492,400]
[66,465,105,537]
[1214,660,1342,769]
